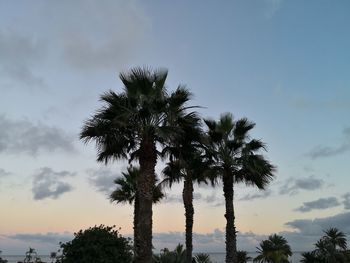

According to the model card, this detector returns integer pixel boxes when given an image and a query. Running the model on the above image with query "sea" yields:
[2,252,303,263]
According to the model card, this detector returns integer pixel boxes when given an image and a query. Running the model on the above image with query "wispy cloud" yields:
[307,127,350,159]
[239,189,272,201]
[0,168,11,177]
[343,193,350,210]
[32,167,75,200]
[286,212,350,238]
[6,232,73,245]
[87,168,117,195]
[279,176,324,195]
[0,115,76,156]
[294,197,340,212]
[0,30,46,88]
[49,0,151,71]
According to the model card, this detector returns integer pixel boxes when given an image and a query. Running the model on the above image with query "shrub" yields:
[57,225,132,263]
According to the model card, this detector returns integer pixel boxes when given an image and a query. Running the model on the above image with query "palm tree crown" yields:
[254,234,292,263]
[80,67,195,263]
[204,113,275,263]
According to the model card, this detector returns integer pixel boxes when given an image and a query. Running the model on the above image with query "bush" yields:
[57,225,132,263]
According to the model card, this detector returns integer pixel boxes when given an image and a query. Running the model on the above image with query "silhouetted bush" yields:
[57,225,132,263]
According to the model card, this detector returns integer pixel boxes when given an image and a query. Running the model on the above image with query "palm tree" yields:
[153,244,186,263]
[313,228,348,263]
[300,251,318,263]
[204,113,275,263]
[323,227,347,251]
[194,253,213,263]
[162,116,210,263]
[110,166,164,254]
[237,250,252,263]
[254,234,292,263]
[80,67,195,263]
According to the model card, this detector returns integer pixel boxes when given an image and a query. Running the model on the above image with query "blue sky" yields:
[0,0,350,254]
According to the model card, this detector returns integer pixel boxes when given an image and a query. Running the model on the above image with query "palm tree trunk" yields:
[135,138,157,263]
[183,175,194,263]
[223,174,237,263]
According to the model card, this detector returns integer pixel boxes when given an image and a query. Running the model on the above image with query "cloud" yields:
[45,0,150,71]
[307,127,350,159]
[88,168,117,194]
[0,30,45,88]
[295,197,340,212]
[279,176,324,195]
[291,97,350,110]
[3,212,350,254]
[0,168,11,177]
[0,115,75,155]
[239,189,272,201]
[6,232,73,245]
[286,212,350,238]
[164,193,202,204]
[308,144,350,159]
[343,193,350,210]
[32,167,75,200]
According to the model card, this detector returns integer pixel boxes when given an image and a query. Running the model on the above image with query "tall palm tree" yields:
[80,67,195,263]
[204,113,275,263]
[254,234,292,263]
[110,166,164,254]
[162,117,209,263]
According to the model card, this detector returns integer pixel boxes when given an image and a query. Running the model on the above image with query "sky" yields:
[0,0,350,255]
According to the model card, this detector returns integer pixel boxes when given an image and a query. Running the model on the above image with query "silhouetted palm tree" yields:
[323,227,347,251]
[162,116,209,263]
[237,250,252,263]
[254,234,292,263]
[110,167,164,254]
[194,253,213,263]
[300,251,318,263]
[204,113,276,263]
[153,244,186,263]
[313,229,348,263]
[80,67,195,263]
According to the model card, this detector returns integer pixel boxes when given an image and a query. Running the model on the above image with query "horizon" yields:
[1,0,350,256]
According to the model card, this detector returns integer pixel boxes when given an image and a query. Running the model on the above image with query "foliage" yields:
[23,248,44,263]
[301,227,349,263]
[161,109,208,263]
[57,225,132,263]
[237,250,252,263]
[254,234,292,263]
[110,166,164,205]
[153,246,215,263]
[153,244,186,263]
[193,253,213,263]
